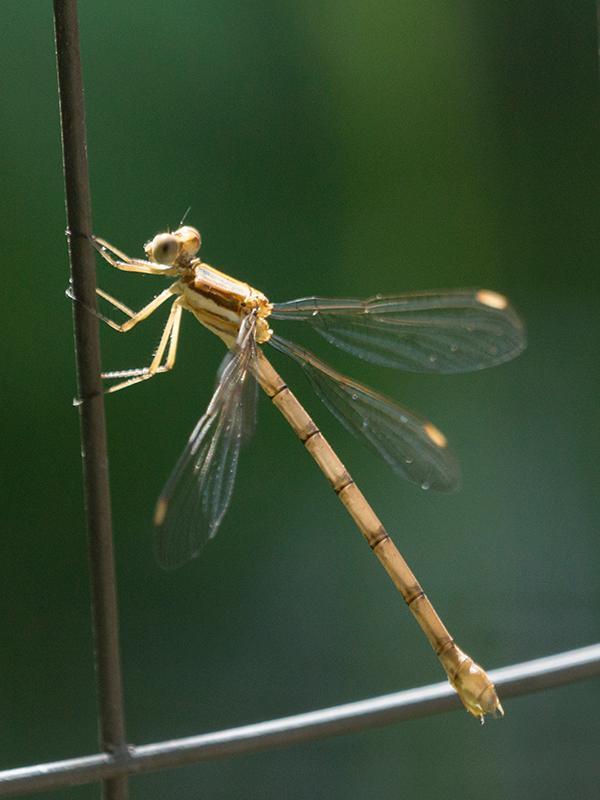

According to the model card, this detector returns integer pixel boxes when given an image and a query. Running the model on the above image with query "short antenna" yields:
[178,206,192,227]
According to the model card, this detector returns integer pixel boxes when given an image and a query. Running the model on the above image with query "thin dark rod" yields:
[1,643,598,797]
[597,0,600,70]
[53,2,128,798]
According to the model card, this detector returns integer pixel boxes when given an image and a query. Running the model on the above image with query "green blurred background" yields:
[2,2,599,798]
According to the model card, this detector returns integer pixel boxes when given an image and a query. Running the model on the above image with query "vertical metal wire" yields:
[597,0,600,74]
[53,1,129,797]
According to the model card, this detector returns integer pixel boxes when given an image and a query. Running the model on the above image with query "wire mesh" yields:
[38,2,600,799]
[1,644,599,796]
[53,1,128,797]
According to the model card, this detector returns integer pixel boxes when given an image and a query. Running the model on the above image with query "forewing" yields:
[270,335,459,492]
[271,290,526,373]
[154,318,258,569]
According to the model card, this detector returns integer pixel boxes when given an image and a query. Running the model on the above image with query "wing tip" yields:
[423,421,448,449]
[475,289,509,310]
[154,496,169,526]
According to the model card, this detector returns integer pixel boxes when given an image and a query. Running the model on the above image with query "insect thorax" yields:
[181,262,272,345]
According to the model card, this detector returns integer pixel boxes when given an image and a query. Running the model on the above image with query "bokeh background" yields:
[2,2,599,798]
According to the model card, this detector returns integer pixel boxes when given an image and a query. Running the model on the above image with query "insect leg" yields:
[91,235,175,276]
[96,285,178,332]
[96,288,137,318]
[103,298,183,393]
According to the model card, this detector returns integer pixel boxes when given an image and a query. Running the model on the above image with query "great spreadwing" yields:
[81,224,526,721]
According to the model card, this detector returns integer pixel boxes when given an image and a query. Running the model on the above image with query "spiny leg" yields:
[92,235,137,263]
[66,282,177,333]
[96,285,178,332]
[96,288,136,318]
[91,235,175,276]
[158,297,182,373]
[103,299,183,394]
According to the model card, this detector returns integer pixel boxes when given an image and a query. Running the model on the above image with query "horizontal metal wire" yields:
[1,642,598,797]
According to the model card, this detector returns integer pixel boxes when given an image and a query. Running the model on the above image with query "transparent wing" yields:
[270,335,459,492]
[213,343,258,445]
[154,316,258,569]
[271,290,526,373]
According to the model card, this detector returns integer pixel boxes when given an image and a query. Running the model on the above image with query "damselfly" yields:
[87,225,525,721]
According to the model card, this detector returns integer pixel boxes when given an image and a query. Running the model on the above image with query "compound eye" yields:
[147,233,179,265]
